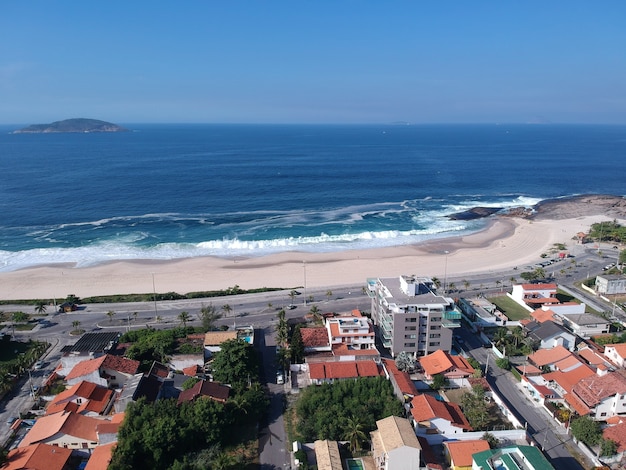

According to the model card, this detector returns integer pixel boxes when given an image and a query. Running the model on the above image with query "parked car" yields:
[276,372,285,385]
[33,360,44,370]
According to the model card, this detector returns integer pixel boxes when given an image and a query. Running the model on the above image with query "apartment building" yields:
[369,275,460,357]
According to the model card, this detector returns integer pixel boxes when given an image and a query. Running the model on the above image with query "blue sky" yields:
[2,2,625,124]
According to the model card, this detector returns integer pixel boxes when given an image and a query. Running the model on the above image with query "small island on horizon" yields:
[12,118,128,134]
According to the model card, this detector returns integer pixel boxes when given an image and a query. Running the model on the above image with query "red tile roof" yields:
[603,422,626,452]
[564,392,591,416]
[382,359,418,397]
[308,360,382,380]
[572,370,626,407]
[46,380,113,415]
[528,346,572,367]
[5,443,72,470]
[20,411,101,447]
[177,380,230,404]
[409,394,471,430]
[182,365,203,377]
[300,327,329,348]
[531,308,556,323]
[84,442,116,470]
[65,354,139,381]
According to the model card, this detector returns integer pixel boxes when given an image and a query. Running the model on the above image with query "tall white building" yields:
[369,275,461,357]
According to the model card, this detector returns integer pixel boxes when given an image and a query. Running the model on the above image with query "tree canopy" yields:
[211,339,259,391]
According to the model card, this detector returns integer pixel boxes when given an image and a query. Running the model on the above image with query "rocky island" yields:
[12,118,128,134]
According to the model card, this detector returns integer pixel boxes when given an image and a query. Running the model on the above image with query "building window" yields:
[431,325,441,330]
[404,343,416,347]
[428,342,440,346]
[405,326,416,331]
[429,334,441,338]
[406,317,417,323]
[404,334,416,339]
[431,317,441,322]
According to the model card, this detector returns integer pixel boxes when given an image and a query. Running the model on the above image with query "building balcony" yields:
[442,309,462,328]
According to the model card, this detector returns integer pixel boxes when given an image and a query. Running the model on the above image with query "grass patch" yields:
[487,296,530,321]
[14,323,36,331]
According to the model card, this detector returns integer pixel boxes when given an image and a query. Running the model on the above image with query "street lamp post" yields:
[151,273,158,321]
[443,251,449,294]
[303,261,307,307]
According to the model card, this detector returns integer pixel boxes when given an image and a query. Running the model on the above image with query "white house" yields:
[371,416,421,470]
[510,283,558,311]
[595,275,626,295]
[570,370,626,420]
[604,344,626,368]
[409,394,471,437]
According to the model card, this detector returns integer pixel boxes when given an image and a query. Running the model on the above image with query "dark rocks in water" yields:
[447,207,502,220]
[12,118,128,134]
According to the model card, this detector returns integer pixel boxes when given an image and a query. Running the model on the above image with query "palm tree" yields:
[156,315,162,324]
[510,276,517,286]
[34,301,47,315]
[432,277,441,289]
[326,290,333,302]
[106,310,116,323]
[267,302,273,311]
[448,282,456,293]
[496,280,502,291]
[343,416,367,453]
[463,279,470,291]
[72,320,81,332]
[132,311,138,323]
[222,304,232,317]
[178,311,191,329]
[12,311,27,324]
[288,290,297,304]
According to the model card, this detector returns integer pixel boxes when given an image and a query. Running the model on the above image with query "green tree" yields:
[71,320,81,332]
[430,374,448,390]
[34,301,47,315]
[495,357,511,370]
[290,325,305,364]
[463,279,470,291]
[221,304,232,317]
[106,310,116,323]
[200,304,222,332]
[212,339,259,390]
[483,432,499,449]
[288,290,298,304]
[182,377,200,390]
[178,311,191,329]
[12,311,28,323]
[448,282,456,293]
[343,416,367,453]
[600,438,618,457]
[570,416,602,446]
[326,290,333,301]
[461,385,490,430]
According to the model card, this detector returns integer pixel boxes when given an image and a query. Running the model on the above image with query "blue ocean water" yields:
[0,123,625,272]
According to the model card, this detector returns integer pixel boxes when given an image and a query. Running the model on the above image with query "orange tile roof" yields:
[84,442,116,470]
[300,327,329,347]
[308,360,381,380]
[564,392,591,416]
[46,381,113,416]
[309,362,326,380]
[110,412,125,424]
[326,362,358,379]
[604,422,626,452]
[531,308,556,323]
[409,394,471,430]
[553,355,585,372]
[420,350,474,377]
[382,358,418,397]
[543,365,596,394]
[572,370,626,407]
[182,364,202,376]
[5,443,72,470]
[578,348,606,366]
[445,440,491,467]
[20,411,101,447]
[528,346,572,367]
[65,356,106,380]
[356,361,382,377]
[331,344,379,356]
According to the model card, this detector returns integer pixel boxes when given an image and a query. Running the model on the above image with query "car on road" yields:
[287,305,297,310]
[276,372,284,385]
[32,360,44,370]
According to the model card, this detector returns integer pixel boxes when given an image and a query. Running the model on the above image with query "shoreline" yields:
[0,212,619,301]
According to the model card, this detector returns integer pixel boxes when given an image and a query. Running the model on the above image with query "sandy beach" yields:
[1,195,624,301]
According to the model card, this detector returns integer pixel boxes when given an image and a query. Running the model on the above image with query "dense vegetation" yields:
[589,220,626,244]
[295,377,402,444]
[570,416,617,457]
[0,337,48,397]
[110,338,268,469]
[120,327,199,370]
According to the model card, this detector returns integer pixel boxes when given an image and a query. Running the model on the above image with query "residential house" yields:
[4,443,72,470]
[419,349,475,381]
[300,327,331,354]
[314,440,343,470]
[308,360,382,385]
[444,440,490,470]
[84,442,116,470]
[168,354,204,373]
[203,331,238,357]
[602,420,626,465]
[525,320,577,351]
[370,275,460,357]
[381,358,419,403]
[371,416,422,470]
[604,343,626,368]
[457,297,508,328]
[114,362,181,413]
[19,411,103,450]
[409,394,471,437]
[326,310,376,351]
[527,346,572,370]
[510,283,558,311]
[569,370,626,420]
[58,332,122,376]
[472,445,555,470]
[559,313,610,339]
[177,379,230,405]
[64,354,140,388]
[46,380,114,416]
[595,274,626,295]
